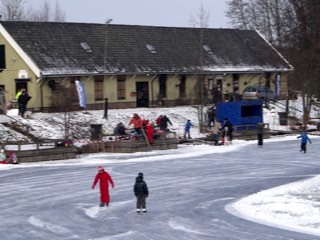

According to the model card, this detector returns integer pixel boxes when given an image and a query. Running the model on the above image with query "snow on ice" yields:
[0,99,320,239]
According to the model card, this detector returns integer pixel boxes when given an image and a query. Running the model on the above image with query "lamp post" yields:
[199,27,205,133]
[103,19,112,119]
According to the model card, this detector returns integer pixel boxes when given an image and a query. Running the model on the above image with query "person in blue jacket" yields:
[183,119,193,139]
[297,131,312,153]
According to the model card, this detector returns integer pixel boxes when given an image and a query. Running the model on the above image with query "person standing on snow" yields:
[220,118,233,144]
[18,89,31,118]
[183,119,193,139]
[159,115,172,132]
[256,122,264,147]
[212,119,221,145]
[134,172,149,214]
[128,113,143,135]
[297,131,312,153]
[92,166,114,207]
[145,121,155,144]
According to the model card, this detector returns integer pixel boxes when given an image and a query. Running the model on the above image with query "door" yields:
[136,82,149,108]
[215,79,223,103]
[15,81,28,97]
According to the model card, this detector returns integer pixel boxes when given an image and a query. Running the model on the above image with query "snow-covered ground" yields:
[1,136,320,239]
[2,97,319,143]
[1,99,320,239]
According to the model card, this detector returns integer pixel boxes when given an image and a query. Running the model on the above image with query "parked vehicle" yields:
[242,85,277,101]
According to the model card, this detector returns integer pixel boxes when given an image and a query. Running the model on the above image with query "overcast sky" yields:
[29,0,230,28]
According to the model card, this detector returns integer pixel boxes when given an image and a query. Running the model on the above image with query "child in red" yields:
[92,166,115,207]
[146,122,154,144]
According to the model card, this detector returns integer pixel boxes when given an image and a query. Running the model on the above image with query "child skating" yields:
[134,172,149,214]
[297,131,312,153]
[183,120,193,139]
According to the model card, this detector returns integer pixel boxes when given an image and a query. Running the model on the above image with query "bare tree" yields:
[226,0,251,30]
[0,0,65,22]
[189,4,210,133]
[0,0,26,21]
[189,3,210,28]
[226,0,320,125]
[286,0,320,124]
[26,0,65,22]
[28,1,50,22]
[53,0,65,22]
[226,0,292,47]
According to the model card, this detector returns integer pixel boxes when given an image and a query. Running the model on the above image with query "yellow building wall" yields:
[0,31,290,110]
[0,34,39,108]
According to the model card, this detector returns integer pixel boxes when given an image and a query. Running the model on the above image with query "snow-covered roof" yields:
[0,22,293,77]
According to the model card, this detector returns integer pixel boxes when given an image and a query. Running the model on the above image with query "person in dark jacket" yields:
[257,122,264,147]
[220,118,233,144]
[297,131,312,153]
[159,115,172,131]
[134,172,149,214]
[18,90,31,118]
[113,122,126,136]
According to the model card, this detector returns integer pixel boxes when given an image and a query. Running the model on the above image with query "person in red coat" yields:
[92,166,114,207]
[128,113,143,134]
[146,122,154,144]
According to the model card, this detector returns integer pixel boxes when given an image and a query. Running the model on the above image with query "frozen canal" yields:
[1,136,320,240]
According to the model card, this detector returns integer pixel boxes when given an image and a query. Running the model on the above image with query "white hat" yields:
[98,166,104,172]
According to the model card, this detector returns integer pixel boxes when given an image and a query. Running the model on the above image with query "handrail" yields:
[0,113,34,131]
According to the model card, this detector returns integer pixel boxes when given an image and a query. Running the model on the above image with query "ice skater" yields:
[92,166,114,207]
[134,172,149,214]
[183,119,193,139]
[257,122,264,147]
[297,131,312,153]
[220,118,233,144]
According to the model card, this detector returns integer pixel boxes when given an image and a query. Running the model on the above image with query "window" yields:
[117,75,126,100]
[159,75,167,98]
[179,75,186,98]
[203,45,213,55]
[94,76,104,101]
[0,45,6,69]
[232,74,239,93]
[80,42,92,53]
[146,44,157,53]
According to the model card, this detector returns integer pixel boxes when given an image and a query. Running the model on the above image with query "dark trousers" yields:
[257,134,263,146]
[136,194,147,209]
[300,143,307,153]
[134,127,141,134]
[19,104,27,117]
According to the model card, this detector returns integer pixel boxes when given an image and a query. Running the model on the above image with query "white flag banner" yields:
[75,80,87,109]
[275,73,280,96]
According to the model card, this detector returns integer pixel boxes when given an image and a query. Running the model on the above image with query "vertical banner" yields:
[275,73,281,96]
[75,80,87,109]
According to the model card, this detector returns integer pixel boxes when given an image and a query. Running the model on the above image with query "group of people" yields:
[207,117,234,145]
[0,149,19,164]
[113,113,174,144]
[255,123,312,153]
[92,166,149,214]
